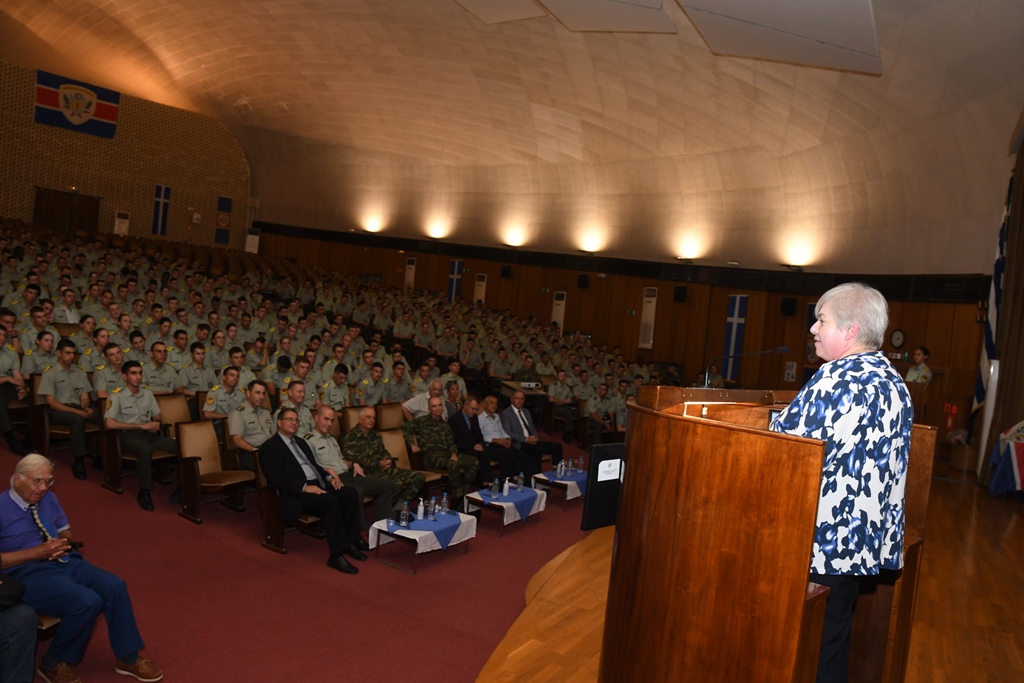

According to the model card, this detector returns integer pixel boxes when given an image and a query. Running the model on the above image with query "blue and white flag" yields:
[971,178,1011,420]
[447,259,464,304]
[152,185,170,236]
[722,294,747,381]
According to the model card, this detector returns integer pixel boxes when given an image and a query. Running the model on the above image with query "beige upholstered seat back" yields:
[178,420,222,477]
[379,429,411,470]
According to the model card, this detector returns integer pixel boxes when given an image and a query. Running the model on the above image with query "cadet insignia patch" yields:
[24,349,31,356]
[411,385,417,392]
[206,395,215,405]
[319,392,326,399]
[43,365,51,372]
[357,388,365,396]
[106,399,112,410]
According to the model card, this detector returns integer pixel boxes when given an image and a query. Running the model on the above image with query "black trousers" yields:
[485,444,537,481]
[810,573,860,683]
[299,484,362,559]
[519,439,563,469]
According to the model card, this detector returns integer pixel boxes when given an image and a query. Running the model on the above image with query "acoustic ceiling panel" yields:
[453,0,548,24]
[680,0,881,74]
[539,0,677,33]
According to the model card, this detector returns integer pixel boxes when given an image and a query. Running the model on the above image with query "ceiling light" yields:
[781,263,804,272]
[727,260,741,266]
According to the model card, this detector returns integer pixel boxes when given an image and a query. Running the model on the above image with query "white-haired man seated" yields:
[0,454,163,683]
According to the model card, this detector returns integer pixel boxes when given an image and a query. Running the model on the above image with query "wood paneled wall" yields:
[261,233,984,415]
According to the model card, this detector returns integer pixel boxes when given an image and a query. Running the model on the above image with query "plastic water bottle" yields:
[399,501,410,527]
[577,456,585,473]
[427,496,437,520]
[516,471,524,491]
[440,492,449,515]
[556,460,564,478]
[491,478,500,498]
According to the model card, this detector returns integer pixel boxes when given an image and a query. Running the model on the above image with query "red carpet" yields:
[3,435,592,682]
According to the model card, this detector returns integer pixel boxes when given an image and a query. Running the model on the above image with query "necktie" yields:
[29,504,68,563]
[290,439,326,489]
[516,408,531,436]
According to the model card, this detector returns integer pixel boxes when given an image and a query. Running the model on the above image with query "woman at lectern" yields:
[769,282,913,683]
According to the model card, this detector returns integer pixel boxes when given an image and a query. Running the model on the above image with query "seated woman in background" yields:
[905,346,932,383]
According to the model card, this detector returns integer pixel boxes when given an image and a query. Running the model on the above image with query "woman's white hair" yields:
[11,453,54,486]
[815,282,889,350]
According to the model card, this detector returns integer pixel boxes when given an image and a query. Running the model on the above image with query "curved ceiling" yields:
[2,0,1023,273]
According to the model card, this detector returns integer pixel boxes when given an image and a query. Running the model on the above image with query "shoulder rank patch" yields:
[236,405,245,411]
[24,349,31,356]
[96,364,106,371]
[43,365,51,372]
[112,387,122,393]
[5,344,13,352]
[304,433,314,439]
[211,385,220,391]
[321,382,329,388]
[361,379,369,385]
[84,348,92,355]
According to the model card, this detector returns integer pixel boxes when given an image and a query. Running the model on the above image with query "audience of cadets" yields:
[402,396,478,503]
[502,389,563,472]
[306,406,397,526]
[142,342,178,394]
[341,407,425,502]
[319,364,351,410]
[93,343,126,399]
[0,454,164,683]
[476,394,538,481]
[166,330,190,368]
[259,407,367,576]
[286,356,321,412]
[226,347,257,387]
[488,347,514,380]
[103,361,178,511]
[18,305,59,352]
[275,381,316,436]
[79,327,109,373]
[409,360,433,396]
[261,355,292,393]
[38,339,97,478]
[204,365,245,421]
[110,312,133,350]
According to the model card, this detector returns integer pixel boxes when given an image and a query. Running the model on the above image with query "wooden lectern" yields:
[599,387,934,683]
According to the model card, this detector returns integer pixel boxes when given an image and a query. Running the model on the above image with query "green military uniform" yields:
[79,346,105,373]
[38,362,95,462]
[143,362,179,394]
[20,349,56,376]
[586,394,619,445]
[178,363,217,393]
[229,365,257,390]
[438,372,467,397]
[92,364,126,397]
[489,357,514,377]
[401,414,479,496]
[206,347,230,371]
[342,426,424,502]
[203,384,245,416]
[0,345,24,437]
[227,401,275,468]
[304,429,396,528]
[106,386,176,490]
[18,325,60,352]
[124,347,148,364]
[274,398,314,435]
[166,346,191,369]
[383,376,412,403]
[355,377,386,406]
[547,380,576,434]
[319,380,350,409]
[611,392,630,427]
[574,383,596,401]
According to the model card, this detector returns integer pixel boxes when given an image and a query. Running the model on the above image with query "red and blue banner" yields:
[34,70,120,139]
[215,196,233,244]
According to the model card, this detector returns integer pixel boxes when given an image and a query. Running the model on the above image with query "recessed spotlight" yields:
[727,260,741,266]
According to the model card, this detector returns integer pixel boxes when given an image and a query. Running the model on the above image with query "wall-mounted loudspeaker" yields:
[578,274,589,289]
[781,297,797,316]
[500,266,512,279]
[673,285,687,303]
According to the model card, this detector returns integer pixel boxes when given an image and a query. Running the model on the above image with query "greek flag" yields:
[722,294,747,381]
[971,178,1011,421]
[447,259,464,304]
[152,185,170,236]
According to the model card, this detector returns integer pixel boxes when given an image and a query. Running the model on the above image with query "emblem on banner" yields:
[59,85,97,125]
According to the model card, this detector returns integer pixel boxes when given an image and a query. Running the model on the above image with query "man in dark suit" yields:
[501,389,563,473]
[258,407,368,575]
[448,397,489,484]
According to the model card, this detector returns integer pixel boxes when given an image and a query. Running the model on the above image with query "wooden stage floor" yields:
[477,464,1024,683]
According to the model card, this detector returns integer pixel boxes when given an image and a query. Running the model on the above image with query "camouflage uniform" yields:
[401,414,479,496]
[305,429,396,528]
[342,427,424,502]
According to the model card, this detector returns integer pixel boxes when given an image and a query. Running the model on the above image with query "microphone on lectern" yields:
[702,346,790,388]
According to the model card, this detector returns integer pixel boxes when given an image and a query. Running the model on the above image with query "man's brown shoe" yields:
[115,657,164,682]
[37,661,82,683]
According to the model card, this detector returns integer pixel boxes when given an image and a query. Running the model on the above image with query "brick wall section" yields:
[0,60,249,249]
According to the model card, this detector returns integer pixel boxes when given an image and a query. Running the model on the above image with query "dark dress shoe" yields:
[345,544,368,562]
[327,555,358,575]
[354,537,370,552]
[5,435,28,456]
[136,489,154,511]
[72,459,87,480]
